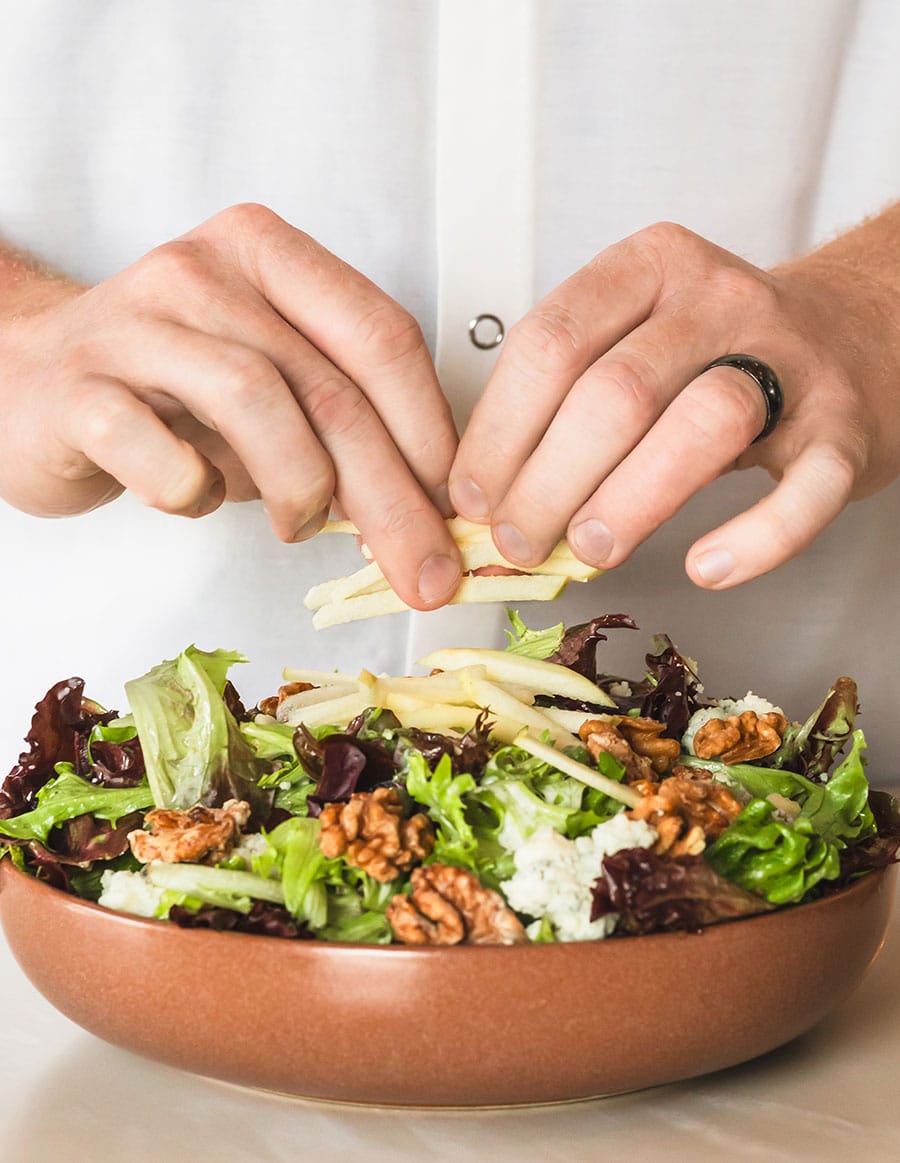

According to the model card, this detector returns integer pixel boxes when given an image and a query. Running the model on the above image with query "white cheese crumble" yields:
[500,814,657,942]
[682,691,785,756]
[231,832,271,865]
[98,869,166,918]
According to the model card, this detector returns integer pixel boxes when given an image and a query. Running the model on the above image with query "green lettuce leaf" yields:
[503,608,565,659]
[125,646,267,811]
[405,751,478,869]
[0,768,153,844]
[266,817,328,928]
[682,730,875,849]
[706,799,839,904]
[795,731,874,845]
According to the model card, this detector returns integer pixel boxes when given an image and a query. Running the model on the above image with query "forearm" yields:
[767,200,900,491]
[776,202,900,376]
[789,201,900,296]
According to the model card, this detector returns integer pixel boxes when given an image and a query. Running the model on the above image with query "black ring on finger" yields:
[702,354,784,443]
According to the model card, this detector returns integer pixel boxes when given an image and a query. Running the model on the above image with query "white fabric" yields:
[1,0,899,772]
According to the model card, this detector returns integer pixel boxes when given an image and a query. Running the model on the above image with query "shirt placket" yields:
[404,0,538,670]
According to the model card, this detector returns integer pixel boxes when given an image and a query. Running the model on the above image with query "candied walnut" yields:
[318,787,434,883]
[693,710,788,764]
[579,717,655,783]
[628,775,744,857]
[387,863,527,946]
[128,799,251,865]
[256,681,315,718]
[617,716,681,775]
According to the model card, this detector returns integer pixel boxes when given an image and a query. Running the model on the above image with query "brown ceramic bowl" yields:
[0,858,895,1106]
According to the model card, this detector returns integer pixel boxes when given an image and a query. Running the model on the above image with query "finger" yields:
[487,306,736,566]
[188,205,458,509]
[295,373,462,610]
[449,229,670,520]
[108,316,461,608]
[684,441,856,588]
[99,319,336,542]
[59,376,224,517]
[178,317,461,606]
[564,364,768,569]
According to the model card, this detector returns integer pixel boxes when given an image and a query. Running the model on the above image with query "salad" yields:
[1,613,897,946]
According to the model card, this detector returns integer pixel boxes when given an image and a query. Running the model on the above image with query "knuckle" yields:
[218,348,283,411]
[354,302,426,366]
[375,495,431,542]
[55,337,103,381]
[78,390,134,449]
[207,201,282,238]
[136,239,213,294]
[632,220,698,263]
[807,442,860,498]
[510,303,588,373]
[596,356,661,421]
[303,375,369,439]
[706,263,768,310]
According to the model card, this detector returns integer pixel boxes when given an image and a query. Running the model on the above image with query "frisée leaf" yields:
[125,646,270,819]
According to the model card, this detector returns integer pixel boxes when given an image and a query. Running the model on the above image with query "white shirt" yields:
[1,0,899,771]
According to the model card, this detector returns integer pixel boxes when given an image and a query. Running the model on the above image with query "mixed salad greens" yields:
[1,613,897,945]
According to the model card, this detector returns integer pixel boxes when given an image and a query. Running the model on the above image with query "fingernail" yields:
[495,522,532,564]
[292,507,329,543]
[450,477,489,520]
[194,477,226,517]
[693,546,736,585]
[417,553,462,605]
[433,482,453,518]
[569,518,615,564]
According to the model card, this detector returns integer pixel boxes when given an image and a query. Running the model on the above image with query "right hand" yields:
[0,204,462,609]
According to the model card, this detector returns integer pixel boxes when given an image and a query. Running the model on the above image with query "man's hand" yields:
[450,211,900,588]
[0,204,462,609]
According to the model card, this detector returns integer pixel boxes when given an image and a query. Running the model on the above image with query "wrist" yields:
[0,248,84,323]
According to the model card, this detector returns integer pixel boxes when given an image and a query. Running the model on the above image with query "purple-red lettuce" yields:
[169,900,312,939]
[1,679,145,820]
[546,614,638,679]
[591,847,775,935]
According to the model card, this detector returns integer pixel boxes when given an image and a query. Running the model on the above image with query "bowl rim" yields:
[1,854,893,958]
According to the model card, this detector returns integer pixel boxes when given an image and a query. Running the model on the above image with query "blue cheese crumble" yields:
[500,814,657,942]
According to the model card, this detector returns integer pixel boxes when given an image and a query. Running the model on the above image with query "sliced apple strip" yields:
[418,647,615,707]
[281,667,360,686]
[377,667,486,705]
[311,573,570,629]
[303,561,389,610]
[514,731,641,808]
[460,674,580,749]
[538,705,608,734]
[278,690,371,730]
[393,703,526,743]
[276,683,359,720]
[321,519,359,536]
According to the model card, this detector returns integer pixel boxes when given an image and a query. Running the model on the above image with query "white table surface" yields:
[1,857,898,1163]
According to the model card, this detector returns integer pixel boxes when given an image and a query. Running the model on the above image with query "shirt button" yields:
[468,313,505,349]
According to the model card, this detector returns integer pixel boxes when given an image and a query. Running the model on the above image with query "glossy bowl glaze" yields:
[0,859,895,1106]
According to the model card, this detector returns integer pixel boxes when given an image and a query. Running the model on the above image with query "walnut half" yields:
[318,787,434,882]
[693,710,788,764]
[128,799,250,865]
[579,715,680,782]
[387,864,528,946]
[628,770,744,857]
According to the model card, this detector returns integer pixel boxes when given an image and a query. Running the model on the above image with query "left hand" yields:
[449,220,900,588]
